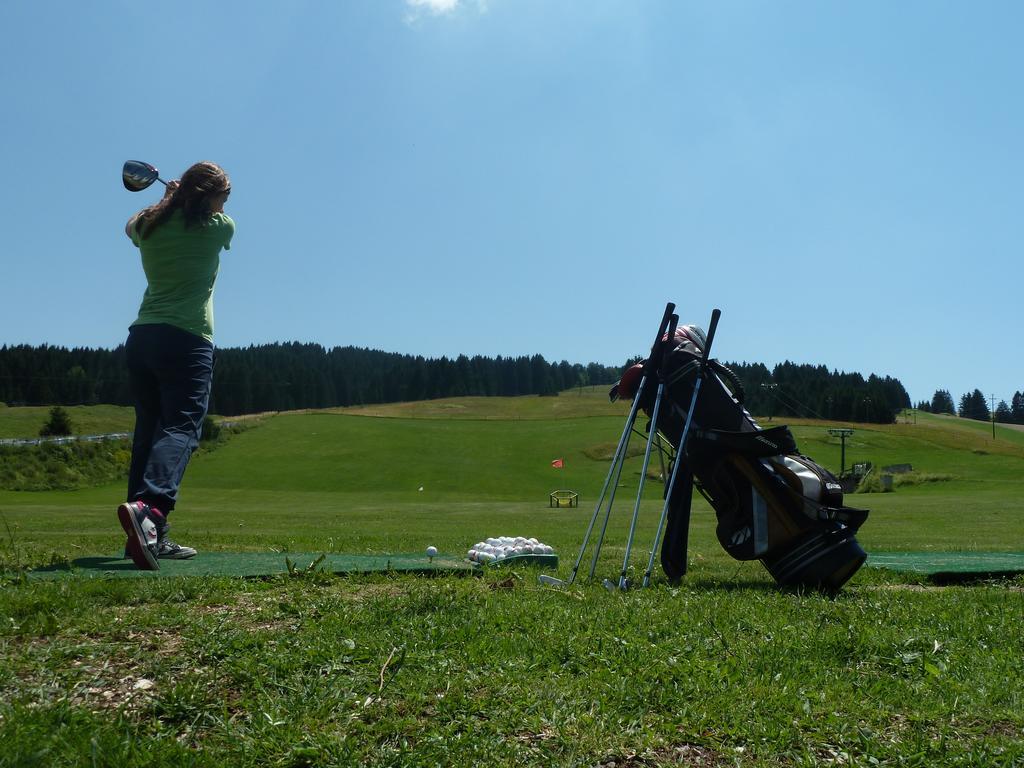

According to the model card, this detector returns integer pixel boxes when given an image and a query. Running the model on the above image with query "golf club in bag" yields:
[542,303,869,593]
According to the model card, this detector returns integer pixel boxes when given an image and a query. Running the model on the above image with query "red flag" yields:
[551,458,564,468]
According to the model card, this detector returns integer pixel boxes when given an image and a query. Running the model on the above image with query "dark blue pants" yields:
[126,324,214,514]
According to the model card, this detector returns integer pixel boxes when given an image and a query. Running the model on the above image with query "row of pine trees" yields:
[0,343,618,416]
[719,360,910,424]
[916,389,1024,424]
[1,343,920,423]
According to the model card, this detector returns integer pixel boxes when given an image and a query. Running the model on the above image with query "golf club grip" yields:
[664,314,679,363]
[700,309,722,367]
[645,303,676,369]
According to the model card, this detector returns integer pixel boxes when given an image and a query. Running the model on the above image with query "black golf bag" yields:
[614,325,869,592]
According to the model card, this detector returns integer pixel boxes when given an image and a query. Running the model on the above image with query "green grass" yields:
[1,398,1023,766]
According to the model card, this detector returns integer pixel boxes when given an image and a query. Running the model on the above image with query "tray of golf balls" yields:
[467,537,558,569]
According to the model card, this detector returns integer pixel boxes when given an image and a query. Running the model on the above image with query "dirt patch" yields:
[595,743,728,767]
[865,583,1023,593]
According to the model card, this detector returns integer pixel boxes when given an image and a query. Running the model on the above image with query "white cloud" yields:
[406,0,460,15]
[404,0,487,23]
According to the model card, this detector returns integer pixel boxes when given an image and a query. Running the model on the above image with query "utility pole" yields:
[828,428,854,476]
[990,393,997,439]
[761,383,778,421]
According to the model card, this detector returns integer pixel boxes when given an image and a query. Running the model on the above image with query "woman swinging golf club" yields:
[117,161,234,570]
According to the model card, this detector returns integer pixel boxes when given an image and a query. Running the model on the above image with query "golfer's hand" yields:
[163,179,180,198]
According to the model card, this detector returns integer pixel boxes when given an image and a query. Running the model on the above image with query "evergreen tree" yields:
[958,389,989,421]
[39,406,73,437]
[995,400,1012,424]
[930,389,956,415]
[1011,392,1024,425]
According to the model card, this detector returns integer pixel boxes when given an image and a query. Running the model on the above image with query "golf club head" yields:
[603,577,632,592]
[122,160,163,192]
[537,574,568,588]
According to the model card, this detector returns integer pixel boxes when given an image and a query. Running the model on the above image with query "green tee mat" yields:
[866,552,1024,582]
[26,552,475,580]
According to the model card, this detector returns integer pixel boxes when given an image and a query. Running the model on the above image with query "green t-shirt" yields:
[130,210,235,342]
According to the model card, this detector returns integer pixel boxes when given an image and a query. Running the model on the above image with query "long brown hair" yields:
[137,161,230,240]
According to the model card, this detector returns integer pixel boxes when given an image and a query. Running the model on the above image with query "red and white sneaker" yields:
[117,501,160,571]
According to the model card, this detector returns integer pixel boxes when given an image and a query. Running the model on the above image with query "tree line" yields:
[719,360,911,424]
[0,343,620,416]
[917,388,1024,424]
[1,342,917,424]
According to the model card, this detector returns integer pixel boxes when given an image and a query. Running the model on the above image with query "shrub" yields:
[856,469,955,493]
[0,439,130,491]
[855,471,890,494]
[39,406,73,437]
[201,415,221,443]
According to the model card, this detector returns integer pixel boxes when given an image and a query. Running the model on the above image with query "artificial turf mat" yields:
[867,551,1024,582]
[26,552,475,580]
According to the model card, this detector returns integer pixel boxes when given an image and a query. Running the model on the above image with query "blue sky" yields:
[1,1,1021,407]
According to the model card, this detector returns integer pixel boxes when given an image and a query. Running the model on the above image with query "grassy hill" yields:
[2,397,1023,567]
[2,397,1023,766]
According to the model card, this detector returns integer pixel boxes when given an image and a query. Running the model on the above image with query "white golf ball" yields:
[486,538,498,546]
[426,546,438,557]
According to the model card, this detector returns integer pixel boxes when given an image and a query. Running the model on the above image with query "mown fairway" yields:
[0,397,1022,766]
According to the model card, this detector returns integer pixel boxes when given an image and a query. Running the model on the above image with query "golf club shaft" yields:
[562,374,646,585]
[613,308,677,588]
[587,384,645,579]
[616,380,666,588]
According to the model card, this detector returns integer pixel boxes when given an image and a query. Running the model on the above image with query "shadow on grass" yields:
[23,552,482,581]
[31,556,135,573]
[669,576,863,599]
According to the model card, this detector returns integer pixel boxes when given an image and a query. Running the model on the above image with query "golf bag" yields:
[614,325,869,592]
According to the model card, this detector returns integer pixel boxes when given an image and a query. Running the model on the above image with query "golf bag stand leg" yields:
[642,307,722,587]
[540,302,675,589]
[606,377,668,591]
[538,376,648,588]
[587,399,645,580]
[603,308,678,590]
[587,303,675,583]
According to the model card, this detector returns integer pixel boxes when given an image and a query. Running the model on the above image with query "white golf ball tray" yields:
[466,536,558,569]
